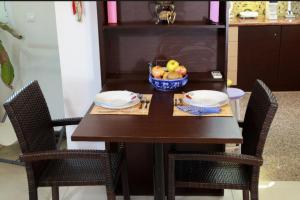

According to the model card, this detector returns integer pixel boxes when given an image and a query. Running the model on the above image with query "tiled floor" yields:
[241,92,300,181]
[0,161,299,200]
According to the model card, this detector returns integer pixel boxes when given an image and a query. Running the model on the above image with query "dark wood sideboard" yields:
[238,25,300,91]
[96,1,229,196]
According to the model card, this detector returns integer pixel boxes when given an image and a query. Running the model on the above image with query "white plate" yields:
[183,90,229,107]
[95,90,140,109]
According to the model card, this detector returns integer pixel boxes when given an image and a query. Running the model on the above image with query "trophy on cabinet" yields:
[155,1,176,24]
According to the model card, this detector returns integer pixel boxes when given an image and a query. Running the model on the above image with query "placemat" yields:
[173,94,233,117]
[90,94,152,115]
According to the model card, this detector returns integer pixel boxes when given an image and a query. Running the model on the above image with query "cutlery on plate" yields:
[145,99,150,109]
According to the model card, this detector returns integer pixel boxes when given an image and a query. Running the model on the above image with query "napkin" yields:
[176,105,221,116]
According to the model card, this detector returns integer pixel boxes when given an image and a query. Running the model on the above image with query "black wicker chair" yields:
[4,80,130,200]
[167,80,278,200]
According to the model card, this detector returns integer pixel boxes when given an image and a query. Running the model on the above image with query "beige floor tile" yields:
[232,181,300,200]
[0,163,51,200]
[37,187,52,200]
[0,162,75,200]
[231,190,242,200]
[0,163,29,200]
[61,187,233,200]
[59,187,69,199]
[62,186,108,200]
[259,181,300,200]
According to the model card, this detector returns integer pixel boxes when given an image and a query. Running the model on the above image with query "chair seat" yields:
[175,160,250,190]
[39,153,121,187]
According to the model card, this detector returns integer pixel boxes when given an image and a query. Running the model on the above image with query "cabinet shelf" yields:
[106,72,224,82]
[103,21,226,31]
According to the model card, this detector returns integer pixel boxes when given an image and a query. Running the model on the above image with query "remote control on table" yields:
[211,71,223,79]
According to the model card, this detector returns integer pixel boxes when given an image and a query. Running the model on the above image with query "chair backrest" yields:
[4,81,57,180]
[4,81,56,153]
[241,80,278,157]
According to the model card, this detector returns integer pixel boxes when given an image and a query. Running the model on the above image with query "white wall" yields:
[0,1,64,120]
[0,2,9,22]
[54,1,104,149]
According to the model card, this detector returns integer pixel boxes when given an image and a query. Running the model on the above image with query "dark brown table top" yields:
[71,79,243,144]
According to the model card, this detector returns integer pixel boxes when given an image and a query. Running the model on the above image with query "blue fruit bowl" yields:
[148,74,188,92]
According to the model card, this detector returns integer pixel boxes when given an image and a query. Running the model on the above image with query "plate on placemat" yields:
[183,90,229,107]
[94,90,140,109]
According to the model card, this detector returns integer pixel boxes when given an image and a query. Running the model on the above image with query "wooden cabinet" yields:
[238,25,300,91]
[97,1,229,196]
[237,26,281,90]
[98,1,228,85]
[278,26,300,90]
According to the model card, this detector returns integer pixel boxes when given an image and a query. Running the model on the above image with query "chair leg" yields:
[28,185,38,200]
[106,191,116,200]
[52,186,59,200]
[243,190,250,200]
[167,156,175,200]
[250,186,259,200]
[121,160,130,200]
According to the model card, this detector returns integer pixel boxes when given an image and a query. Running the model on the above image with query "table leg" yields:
[154,143,165,200]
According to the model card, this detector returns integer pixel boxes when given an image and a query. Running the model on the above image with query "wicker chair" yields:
[167,80,278,200]
[4,81,130,200]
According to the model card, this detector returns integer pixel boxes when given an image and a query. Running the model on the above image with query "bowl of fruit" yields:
[149,59,188,92]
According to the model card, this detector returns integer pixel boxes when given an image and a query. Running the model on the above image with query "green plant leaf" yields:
[1,61,14,88]
[0,23,22,90]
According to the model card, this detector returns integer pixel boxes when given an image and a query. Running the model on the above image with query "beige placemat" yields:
[90,94,152,115]
[173,94,233,117]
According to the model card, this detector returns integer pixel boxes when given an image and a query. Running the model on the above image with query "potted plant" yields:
[0,21,22,122]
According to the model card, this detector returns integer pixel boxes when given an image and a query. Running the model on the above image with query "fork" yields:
[145,99,150,109]
[174,99,178,106]
[138,94,144,109]
[139,99,145,109]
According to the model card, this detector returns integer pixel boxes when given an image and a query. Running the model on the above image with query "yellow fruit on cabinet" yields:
[151,66,165,78]
[167,72,183,80]
[175,66,187,76]
[163,72,169,80]
[166,59,179,72]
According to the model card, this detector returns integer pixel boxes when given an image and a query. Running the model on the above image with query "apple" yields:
[175,66,187,76]
[166,59,179,72]
[162,72,169,80]
[167,72,182,80]
[151,66,165,78]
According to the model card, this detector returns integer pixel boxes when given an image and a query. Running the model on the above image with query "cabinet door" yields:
[278,26,300,90]
[237,26,281,90]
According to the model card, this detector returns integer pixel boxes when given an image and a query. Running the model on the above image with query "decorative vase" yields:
[210,1,220,23]
[107,1,117,24]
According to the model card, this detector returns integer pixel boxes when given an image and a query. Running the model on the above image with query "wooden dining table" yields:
[71,79,243,200]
